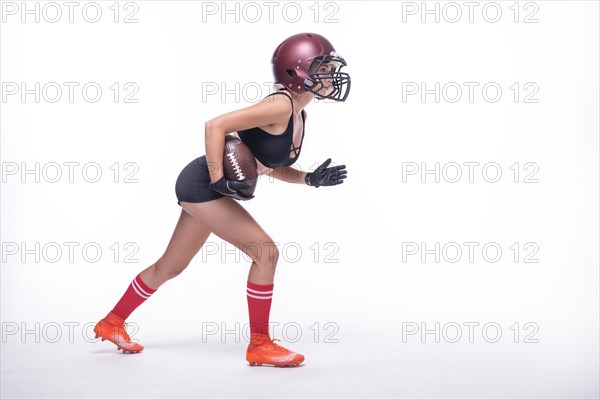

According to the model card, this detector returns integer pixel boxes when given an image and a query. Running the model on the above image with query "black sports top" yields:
[237,90,305,169]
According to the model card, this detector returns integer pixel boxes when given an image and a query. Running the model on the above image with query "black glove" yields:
[209,176,251,199]
[305,158,347,188]
[234,191,255,201]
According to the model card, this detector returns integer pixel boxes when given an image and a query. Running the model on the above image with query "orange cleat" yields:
[93,311,143,353]
[246,333,305,367]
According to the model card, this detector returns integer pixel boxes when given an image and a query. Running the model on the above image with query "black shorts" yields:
[175,155,225,205]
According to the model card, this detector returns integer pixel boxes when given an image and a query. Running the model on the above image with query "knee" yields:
[246,241,279,271]
[268,244,280,267]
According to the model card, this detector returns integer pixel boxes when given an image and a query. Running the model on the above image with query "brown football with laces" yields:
[222,134,259,200]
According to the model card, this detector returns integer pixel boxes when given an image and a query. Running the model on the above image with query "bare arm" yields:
[263,166,307,184]
[204,96,292,184]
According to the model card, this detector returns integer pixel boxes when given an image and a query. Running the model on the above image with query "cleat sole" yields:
[248,361,302,368]
[275,363,300,368]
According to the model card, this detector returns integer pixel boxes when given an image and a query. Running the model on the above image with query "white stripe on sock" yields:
[133,277,153,297]
[247,287,273,295]
[247,292,273,300]
[131,280,150,299]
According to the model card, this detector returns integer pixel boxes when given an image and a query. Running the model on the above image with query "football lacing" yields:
[226,152,246,181]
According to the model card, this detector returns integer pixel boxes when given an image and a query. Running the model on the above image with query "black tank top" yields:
[237,90,305,169]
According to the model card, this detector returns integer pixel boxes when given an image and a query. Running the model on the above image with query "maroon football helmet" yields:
[271,33,351,102]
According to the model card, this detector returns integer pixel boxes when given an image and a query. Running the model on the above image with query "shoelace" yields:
[252,336,283,350]
[269,338,285,351]
[108,319,132,341]
[120,322,132,341]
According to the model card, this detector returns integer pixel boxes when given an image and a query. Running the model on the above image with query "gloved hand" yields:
[234,191,255,201]
[209,176,251,198]
[305,158,347,188]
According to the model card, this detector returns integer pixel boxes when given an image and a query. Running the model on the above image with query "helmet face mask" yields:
[272,33,351,102]
[304,54,351,102]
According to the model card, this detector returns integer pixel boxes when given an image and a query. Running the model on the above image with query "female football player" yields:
[93,32,351,367]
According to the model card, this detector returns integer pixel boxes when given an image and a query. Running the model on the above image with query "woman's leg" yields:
[95,208,213,353]
[180,197,278,337]
[108,208,212,320]
[179,197,279,285]
[180,196,304,367]
[139,208,213,289]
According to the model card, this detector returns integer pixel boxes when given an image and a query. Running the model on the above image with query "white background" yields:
[1,1,599,398]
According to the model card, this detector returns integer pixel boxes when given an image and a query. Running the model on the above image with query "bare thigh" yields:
[180,197,279,270]
[142,208,212,287]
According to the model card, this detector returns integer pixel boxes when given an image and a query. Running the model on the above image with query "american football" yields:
[223,134,259,199]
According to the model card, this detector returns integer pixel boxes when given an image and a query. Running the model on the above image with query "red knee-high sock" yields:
[110,273,157,320]
[247,281,274,338]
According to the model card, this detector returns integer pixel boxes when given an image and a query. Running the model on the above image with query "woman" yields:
[93,32,351,367]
